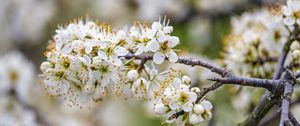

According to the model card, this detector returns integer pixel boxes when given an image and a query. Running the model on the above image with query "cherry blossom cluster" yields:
[40,18,212,125]
[0,51,37,126]
[223,5,292,78]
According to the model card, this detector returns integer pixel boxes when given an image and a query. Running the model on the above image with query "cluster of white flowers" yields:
[40,18,212,125]
[0,51,37,126]
[223,6,292,78]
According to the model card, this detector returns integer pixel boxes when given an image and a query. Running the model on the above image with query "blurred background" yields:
[1,0,296,126]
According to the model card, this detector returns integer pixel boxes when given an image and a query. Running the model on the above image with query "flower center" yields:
[178,92,189,103]
[99,65,109,73]
[160,41,168,52]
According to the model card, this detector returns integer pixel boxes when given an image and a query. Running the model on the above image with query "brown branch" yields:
[279,74,295,126]
[122,54,232,77]
[208,77,278,92]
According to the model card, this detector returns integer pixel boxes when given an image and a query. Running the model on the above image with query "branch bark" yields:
[279,74,295,126]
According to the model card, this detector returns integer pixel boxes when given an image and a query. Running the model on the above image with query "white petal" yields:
[163,26,173,34]
[282,6,292,16]
[151,22,162,30]
[168,36,179,48]
[157,30,167,42]
[97,50,108,60]
[84,43,92,54]
[283,17,296,25]
[154,104,169,115]
[189,114,203,125]
[61,44,72,54]
[182,102,193,112]
[111,55,122,66]
[188,92,197,102]
[201,100,213,110]
[135,46,144,55]
[56,42,63,50]
[169,101,180,110]
[145,39,159,52]
[166,50,178,62]
[115,46,128,56]
[153,52,165,64]
[172,78,181,88]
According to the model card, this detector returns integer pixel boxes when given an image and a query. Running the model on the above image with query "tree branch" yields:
[279,75,295,126]
[122,54,232,77]
[208,77,278,92]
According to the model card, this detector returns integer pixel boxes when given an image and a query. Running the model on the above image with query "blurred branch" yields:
[289,112,300,126]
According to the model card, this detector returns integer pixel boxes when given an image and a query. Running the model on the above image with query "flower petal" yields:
[168,36,179,48]
[166,50,178,62]
[283,17,296,26]
[152,22,162,31]
[84,43,92,54]
[182,102,193,112]
[282,6,292,16]
[188,92,197,102]
[97,50,108,60]
[115,46,128,56]
[145,39,159,52]
[153,52,165,64]
[201,100,213,110]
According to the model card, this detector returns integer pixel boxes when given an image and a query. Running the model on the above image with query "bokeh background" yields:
[1,0,298,126]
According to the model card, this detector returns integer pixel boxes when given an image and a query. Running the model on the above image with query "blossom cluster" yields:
[0,51,37,126]
[40,18,212,125]
[223,4,293,78]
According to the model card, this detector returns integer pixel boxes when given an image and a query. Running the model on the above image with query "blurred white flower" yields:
[282,0,300,25]
[0,51,35,102]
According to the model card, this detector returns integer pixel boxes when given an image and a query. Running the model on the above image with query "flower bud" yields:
[127,69,139,81]
[290,41,300,51]
[193,104,205,114]
[189,113,203,125]
[191,87,201,93]
[154,104,169,115]
[201,100,213,111]
[202,111,212,120]
[292,50,300,59]
[40,62,53,72]
[181,75,191,84]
